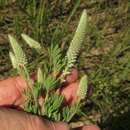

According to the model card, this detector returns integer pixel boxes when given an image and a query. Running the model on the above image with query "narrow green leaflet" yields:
[63,104,81,122]
[42,94,64,119]
[49,44,63,75]
[43,75,59,92]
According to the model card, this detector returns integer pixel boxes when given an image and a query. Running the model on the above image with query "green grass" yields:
[0,0,16,7]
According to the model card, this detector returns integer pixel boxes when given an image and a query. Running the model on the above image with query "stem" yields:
[69,120,93,129]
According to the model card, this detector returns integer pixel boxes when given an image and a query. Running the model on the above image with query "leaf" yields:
[42,94,64,119]
[49,44,64,75]
[67,0,81,24]
[32,82,41,100]
[43,75,59,91]
[21,33,41,50]
[62,104,80,122]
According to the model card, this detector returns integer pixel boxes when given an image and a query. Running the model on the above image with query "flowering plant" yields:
[8,10,88,123]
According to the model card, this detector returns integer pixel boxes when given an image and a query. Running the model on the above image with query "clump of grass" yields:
[87,26,130,121]
[0,0,13,7]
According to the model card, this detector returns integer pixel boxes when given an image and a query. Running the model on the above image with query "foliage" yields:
[8,10,88,122]
[73,2,130,123]
[0,0,13,7]
[88,26,130,117]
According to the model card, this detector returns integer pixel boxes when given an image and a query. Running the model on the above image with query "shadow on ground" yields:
[101,109,130,130]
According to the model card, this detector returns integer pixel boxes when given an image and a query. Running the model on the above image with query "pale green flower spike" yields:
[8,35,27,66]
[9,51,17,68]
[64,9,88,75]
[37,67,44,84]
[21,33,41,50]
[77,75,88,102]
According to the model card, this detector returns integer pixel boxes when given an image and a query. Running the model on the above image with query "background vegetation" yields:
[0,0,130,130]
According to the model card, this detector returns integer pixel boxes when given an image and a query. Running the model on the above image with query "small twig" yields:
[69,120,93,129]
